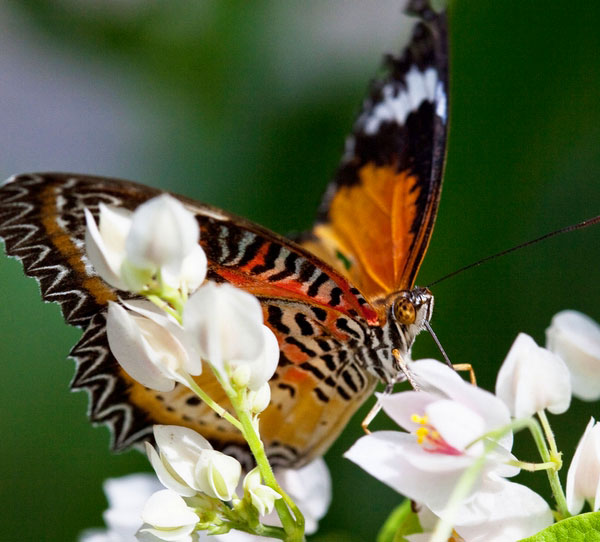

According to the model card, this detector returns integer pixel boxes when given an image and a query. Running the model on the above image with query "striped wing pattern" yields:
[0,2,448,468]
[0,173,377,467]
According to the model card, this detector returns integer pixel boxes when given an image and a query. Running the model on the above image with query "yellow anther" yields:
[415,427,429,444]
[410,413,429,425]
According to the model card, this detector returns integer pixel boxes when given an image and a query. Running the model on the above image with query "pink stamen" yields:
[411,413,462,455]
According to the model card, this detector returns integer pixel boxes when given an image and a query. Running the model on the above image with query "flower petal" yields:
[122,299,202,376]
[426,399,485,452]
[153,425,213,491]
[145,442,195,498]
[84,207,127,290]
[547,310,600,401]
[406,359,513,451]
[183,282,264,371]
[126,194,199,273]
[106,302,176,391]
[196,450,241,501]
[454,475,553,541]
[345,431,475,511]
[141,489,199,529]
[496,333,571,418]
[566,417,600,514]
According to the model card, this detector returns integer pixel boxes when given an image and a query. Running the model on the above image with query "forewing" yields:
[301,4,448,304]
[0,172,377,467]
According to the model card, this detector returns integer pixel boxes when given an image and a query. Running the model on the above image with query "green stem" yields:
[538,410,561,463]
[508,459,556,472]
[181,373,243,431]
[239,409,304,541]
[223,521,287,540]
[216,369,305,542]
[146,294,183,324]
[537,410,569,518]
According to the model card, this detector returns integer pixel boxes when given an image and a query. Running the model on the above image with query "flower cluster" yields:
[81,459,330,542]
[347,310,600,542]
[82,193,600,542]
[84,195,312,541]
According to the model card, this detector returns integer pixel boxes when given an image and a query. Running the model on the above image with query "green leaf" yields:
[519,511,600,542]
[377,500,423,542]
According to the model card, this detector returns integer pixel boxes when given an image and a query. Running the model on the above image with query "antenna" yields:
[426,215,600,288]
[424,320,452,368]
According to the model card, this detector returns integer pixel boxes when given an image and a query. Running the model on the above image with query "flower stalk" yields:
[216,367,306,541]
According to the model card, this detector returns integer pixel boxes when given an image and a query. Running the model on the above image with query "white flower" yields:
[79,474,162,542]
[496,333,571,418]
[85,195,207,293]
[407,475,552,542]
[183,283,274,387]
[107,300,200,392]
[546,310,600,401]
[345,360,516,514]
[138,490,199,542]
[125,195,199,278]
[566,417,600,514]
[147,425,241,501]
[80,460,330,542]
[243,467,281,516]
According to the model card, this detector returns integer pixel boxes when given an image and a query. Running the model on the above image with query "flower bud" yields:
[566,417,600,514]
[495,333,571,418]
[546,310,600,401]
[231,364,251,389]
[248,382,271,414]
[194,449,241,501]
[148,425,241,502]
[243,467,281,516]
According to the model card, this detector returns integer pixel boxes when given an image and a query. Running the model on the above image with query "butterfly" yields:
[0,1,447,469]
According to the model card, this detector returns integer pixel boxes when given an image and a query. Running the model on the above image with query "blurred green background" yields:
[1,1,599,541]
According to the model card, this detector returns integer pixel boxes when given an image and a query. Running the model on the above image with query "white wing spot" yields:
[435,80,447,123]
[362,66,446,135]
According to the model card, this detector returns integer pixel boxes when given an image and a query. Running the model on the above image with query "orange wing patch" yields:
[304,164,421,304]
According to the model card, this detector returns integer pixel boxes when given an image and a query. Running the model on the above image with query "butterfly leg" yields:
[361,401,382,435]
[361,381,397,434]
[361,350,421,434]
[452,363,477,385]
[392,348,421,391]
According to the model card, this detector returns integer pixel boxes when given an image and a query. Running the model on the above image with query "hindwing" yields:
[0,172,377,467]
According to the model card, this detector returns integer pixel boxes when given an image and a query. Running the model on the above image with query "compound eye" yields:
[394,298,416,325]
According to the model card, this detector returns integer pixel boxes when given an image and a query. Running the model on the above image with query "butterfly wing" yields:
[300,3,448,306]
[0,2,448,468]
[0,172,377,467]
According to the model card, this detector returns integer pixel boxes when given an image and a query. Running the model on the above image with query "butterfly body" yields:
[0,2,448,468]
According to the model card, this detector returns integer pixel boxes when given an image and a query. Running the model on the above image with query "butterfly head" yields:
[373,287,434,383]
[391,287,434,329]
